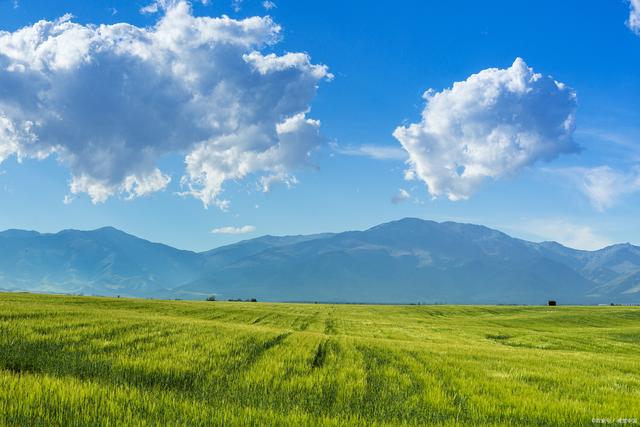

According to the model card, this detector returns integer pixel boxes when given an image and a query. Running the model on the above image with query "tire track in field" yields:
[227,331,292,374]
[250,313,270,325]
[324,309,337,335]
[294,310,321,331]
[311,338,334,369]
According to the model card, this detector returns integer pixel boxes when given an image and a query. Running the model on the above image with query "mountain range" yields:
[1,218,638,304]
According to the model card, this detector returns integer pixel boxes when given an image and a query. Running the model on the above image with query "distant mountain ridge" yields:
[0,226,202,298]
[1,218,638,304]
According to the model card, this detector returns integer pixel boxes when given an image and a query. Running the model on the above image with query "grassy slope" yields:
[0,293,639,426]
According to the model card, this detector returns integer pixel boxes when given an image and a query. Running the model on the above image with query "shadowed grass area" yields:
[0,292,639,426]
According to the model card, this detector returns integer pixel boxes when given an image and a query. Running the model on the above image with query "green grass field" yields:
[0,292,639,426]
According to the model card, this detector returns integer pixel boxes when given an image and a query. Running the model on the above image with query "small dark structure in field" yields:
[548,300,557,306]
[206,295,216,301]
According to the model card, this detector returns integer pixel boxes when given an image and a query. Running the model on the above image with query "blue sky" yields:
[0,0,639,251]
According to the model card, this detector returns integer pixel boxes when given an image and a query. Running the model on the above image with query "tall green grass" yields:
[0,292,638,426]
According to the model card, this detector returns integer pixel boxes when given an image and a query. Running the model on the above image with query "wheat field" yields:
[0,292,638,426]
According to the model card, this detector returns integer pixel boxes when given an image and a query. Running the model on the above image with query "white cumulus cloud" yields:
[211,225,256,234]
[628,0,640,35]
[553,166,640,211]
[0,1,330,206]
[393,58,578,201]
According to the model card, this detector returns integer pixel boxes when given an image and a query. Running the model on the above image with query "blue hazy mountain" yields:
[181,219,599,304]
[540,242,640,300]
[1,218,639,304]
[0,227,202,297]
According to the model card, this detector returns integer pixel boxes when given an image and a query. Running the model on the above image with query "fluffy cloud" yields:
[393,58,578,201]
[553,166,640,211]
[0,1,330,206]
[629,0,640,34]
[211,225,256,234]
[182,112,322,208]
[391,188,411,204]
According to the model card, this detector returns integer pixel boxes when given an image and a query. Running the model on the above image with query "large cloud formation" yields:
[0,1,330,207]
[393,58,578,201]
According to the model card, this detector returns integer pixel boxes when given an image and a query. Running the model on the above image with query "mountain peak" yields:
[93,226,125,234]
[392,217,436,225]
[367,218,507,241]
[55,226,128,237]
[599,242,639,252]
[367,217,436,231]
